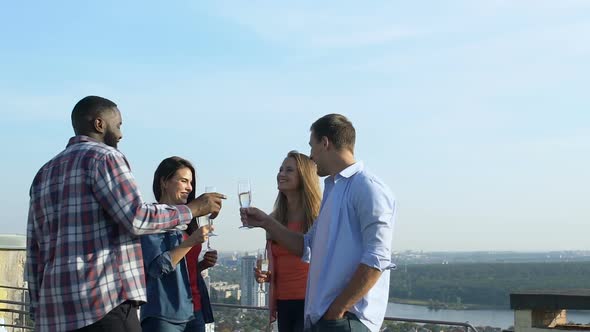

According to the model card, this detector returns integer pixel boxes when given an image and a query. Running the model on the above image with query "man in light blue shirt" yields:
[241,114,396,332]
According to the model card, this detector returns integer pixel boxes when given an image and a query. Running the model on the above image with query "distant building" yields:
[210,281,240,300]
[201,268,216,332]
[202,269,210,292]
[257,283,268,307]
[239,254,268,307]
[218,251,239,268]
[240,255,258,306]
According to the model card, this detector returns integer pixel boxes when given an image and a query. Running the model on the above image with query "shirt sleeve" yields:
[301,220,317,263]
[141,233,177,278]
[354,176,396,272]
[25,205,40,322]
[92,152,193,235]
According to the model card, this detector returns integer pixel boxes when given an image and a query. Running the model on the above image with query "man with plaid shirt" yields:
[25,96,226,332]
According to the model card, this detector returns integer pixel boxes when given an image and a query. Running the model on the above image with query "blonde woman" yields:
[255,151,322,332]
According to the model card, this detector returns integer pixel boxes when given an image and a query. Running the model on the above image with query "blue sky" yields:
[1,1,589,251]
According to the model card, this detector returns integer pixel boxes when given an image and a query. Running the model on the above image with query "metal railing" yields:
[0,285,32,331]
[211,303,270,311]
[382,315,478,332]
[0,286,479,332]
[211,303,479,332]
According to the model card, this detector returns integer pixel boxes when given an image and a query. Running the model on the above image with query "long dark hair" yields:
[153,156,199,234]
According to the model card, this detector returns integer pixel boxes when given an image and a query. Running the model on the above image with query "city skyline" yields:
[0,1,588,252]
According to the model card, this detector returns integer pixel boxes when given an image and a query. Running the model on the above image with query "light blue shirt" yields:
[303,161,396,332]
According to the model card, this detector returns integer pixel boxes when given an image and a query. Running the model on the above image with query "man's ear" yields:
[321,136,330,150]
[94,117,106,134]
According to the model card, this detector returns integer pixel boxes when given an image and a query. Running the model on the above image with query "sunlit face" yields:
[161,167,193,205]
[309,132,329,177]
[277,157,300,193]
[102,108,123,149]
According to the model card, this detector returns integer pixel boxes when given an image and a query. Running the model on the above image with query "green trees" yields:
[390,262,590,308]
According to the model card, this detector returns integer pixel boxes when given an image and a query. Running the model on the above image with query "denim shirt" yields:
[140,231,194,323]
[303,162,396,332]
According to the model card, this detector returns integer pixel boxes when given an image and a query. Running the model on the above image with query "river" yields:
[387,303,590,329]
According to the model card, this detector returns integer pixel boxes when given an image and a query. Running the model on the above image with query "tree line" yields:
[390,261,590,308]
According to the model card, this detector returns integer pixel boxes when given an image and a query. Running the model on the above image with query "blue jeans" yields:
[141,311,206,332]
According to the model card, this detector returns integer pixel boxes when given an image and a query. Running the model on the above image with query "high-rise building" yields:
[240,253,269,307]
[240,255,258,307]
[201,269,215,332]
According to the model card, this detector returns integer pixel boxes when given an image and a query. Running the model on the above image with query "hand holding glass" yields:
[256,249,269,293]
[204,186,217,251]
[238,180,253,229]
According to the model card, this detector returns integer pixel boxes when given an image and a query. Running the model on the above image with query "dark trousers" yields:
[141,311,206,332]
[310,312,369,332]
[71,301,140,332]
[277,299,305,332]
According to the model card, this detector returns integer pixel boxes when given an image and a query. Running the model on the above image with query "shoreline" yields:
[389,298,506,310]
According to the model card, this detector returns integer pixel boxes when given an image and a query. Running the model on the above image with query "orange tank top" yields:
[270,221,309,300]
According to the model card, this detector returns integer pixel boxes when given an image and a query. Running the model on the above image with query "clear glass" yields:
[256,248,269,293]
[204,186,217,252]
[238,179,253,229]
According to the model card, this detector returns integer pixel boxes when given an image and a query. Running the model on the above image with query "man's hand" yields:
[254,266,271,283]
[322,305,346,320]
[240,208,305,257]
[188,193,226,219]
[200,250,218,269]
[184,225,213,247]
[239,207,271,229]
[323,264,383,321]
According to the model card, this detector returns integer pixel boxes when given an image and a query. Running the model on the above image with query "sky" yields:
[1,1,588,252]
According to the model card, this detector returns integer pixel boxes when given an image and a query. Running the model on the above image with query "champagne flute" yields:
[204,186,217,253]
[198,216,213,252]
[256,249,269,293]
[238,179,253,229]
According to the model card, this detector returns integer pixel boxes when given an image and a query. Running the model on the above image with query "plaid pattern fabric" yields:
[25,136,192,331]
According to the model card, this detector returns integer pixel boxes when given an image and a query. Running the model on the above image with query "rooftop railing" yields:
[0,285,32,331]
[210,303,480,332]
[0,285,479,332]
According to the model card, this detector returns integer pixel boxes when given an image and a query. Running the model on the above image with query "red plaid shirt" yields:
[25,136,193,331]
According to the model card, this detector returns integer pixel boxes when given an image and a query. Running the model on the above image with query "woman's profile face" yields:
[277,157,300,193]
[161,167,193,204]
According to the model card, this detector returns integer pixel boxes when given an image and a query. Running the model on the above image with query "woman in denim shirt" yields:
[141,156,220,332]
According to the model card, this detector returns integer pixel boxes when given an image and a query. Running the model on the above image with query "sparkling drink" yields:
[239,191,251,208]
[238,179,253,229]
[257,258,269,273]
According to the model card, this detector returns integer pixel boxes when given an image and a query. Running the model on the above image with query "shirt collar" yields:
[67,135,102,148]
[326,161,364,184]
[339,161,364,178]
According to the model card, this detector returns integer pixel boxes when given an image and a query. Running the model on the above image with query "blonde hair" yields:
[272,151,322,233]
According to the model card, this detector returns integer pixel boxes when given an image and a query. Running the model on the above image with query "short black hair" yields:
[310,113,355,151]
[71,96,117,135]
